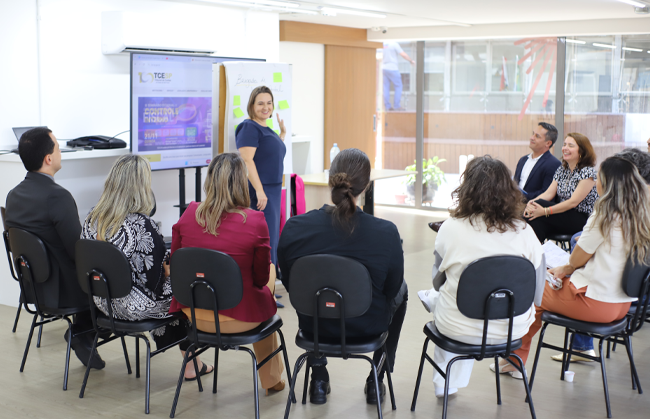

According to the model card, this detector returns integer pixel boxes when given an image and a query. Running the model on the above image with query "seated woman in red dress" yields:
[169,152,285,394]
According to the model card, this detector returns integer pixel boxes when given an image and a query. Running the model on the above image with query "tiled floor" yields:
[1,205,648,418]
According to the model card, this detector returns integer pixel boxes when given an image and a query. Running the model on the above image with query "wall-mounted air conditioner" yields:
[101,11,216,55]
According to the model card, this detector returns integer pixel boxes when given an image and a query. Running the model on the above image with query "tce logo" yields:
[138,72,172,83]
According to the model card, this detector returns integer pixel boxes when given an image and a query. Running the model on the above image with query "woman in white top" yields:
[498,156,650,374]
[420,156,544,397]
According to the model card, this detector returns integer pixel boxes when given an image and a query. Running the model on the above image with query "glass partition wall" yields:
[374,35,650,210]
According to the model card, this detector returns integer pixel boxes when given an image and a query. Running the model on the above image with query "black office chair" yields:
[528,254,650,418]
[1,206,43,343]
[169,247,292,419]
[75,239,185,414]
[283,254,397,419]
[8,228,92,391]
[547,233,572,252]
[410,255,537,419]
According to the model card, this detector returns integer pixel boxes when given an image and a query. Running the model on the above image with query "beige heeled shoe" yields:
[265,379,285,396]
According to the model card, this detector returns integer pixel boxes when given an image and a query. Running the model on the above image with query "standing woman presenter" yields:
[237,86,286,267]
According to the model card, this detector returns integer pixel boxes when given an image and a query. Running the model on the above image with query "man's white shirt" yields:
[518,153,542,190]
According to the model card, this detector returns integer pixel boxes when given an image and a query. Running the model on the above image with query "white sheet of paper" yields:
[542,241,570,269]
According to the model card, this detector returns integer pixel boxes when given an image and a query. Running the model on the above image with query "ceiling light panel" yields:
[593,43,617,49]
[318,7,387,18]
[623,46,643,51]
[617,0,648,7]
[566,39,586,44]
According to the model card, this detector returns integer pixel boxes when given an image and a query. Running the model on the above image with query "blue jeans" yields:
[569,231,594,351]
[383,69,402,109]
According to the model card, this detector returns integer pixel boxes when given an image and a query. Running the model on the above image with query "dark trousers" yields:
[309,292,408,382]
[527,199,589,243]
[150,318,190,351]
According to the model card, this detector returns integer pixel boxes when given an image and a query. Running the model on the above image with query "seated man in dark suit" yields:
[5,127,104,369]
[513,122,561,200]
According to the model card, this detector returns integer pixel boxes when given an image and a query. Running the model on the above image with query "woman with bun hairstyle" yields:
[278,148,408,406]
[236,86,286,269]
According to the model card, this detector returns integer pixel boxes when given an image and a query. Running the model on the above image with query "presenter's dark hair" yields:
[328,148,370,233]
[450,155,525,233]
[538,122,558,146]
[18,127,54,172]
[247,86,275,119]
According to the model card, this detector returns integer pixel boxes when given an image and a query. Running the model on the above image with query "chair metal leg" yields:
[607,340,612,358]
[598,338,613,418]
[442,357,465,419]
[170,344,194,418]
[36,316,44,348]
[528,322,549,393]
[363,355,383,419]
[562,332,576,380]
[301,360,310,405]
[191,349,203,392]
[79,332,100,398]
[623,335,642,394]
[284,353,308,419]
[242,347,260,419]
[141,336,152,414]
[62,318,73,391]
[277,330,296,403]
[213,348,219,394]
[512,354,536,419]
[136,337,141,378]
[494,355,502,405]
[19,314,38,372]
[121,336,132,374]
[410,338,429,412]
[12,302,21,333]
[384,358,396,411]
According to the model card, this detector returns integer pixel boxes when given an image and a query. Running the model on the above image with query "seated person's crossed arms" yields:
[278,148,408,406]
[5,127,104,369]
[169,153,286,394]
[82,155,209,380]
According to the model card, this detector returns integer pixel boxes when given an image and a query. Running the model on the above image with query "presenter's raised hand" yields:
[276,113,286,141]
[256,188,268,211]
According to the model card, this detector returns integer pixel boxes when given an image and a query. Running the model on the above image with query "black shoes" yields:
[364,379,386,405]
[309,379,331,404]
[64,330,105,370]
[428,221,444,232]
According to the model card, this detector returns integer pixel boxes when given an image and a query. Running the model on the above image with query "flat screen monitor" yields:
[130,52,263,171]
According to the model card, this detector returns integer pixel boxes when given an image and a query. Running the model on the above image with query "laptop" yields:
[11,126,77,153]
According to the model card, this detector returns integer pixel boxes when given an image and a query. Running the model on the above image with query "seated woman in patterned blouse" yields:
[523,132,598,243]
[82,155,212,380]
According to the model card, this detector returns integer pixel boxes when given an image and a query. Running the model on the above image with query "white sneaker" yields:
[489,362,523,380]
[418,289,434,313]
[551,349,596,363]
[434,386,458,398]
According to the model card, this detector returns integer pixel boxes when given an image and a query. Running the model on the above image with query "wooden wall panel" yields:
[280,21,382,49]
[324,45,377,169]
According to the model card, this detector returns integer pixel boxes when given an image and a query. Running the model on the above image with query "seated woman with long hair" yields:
[278,148,407,406]
[524,133,598,243]
[82,155,209,380]
[419,156,544,397]
[497,156,650,374]
[169,153,285,394]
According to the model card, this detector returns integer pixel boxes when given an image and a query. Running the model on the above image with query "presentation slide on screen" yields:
[131,54,220,170]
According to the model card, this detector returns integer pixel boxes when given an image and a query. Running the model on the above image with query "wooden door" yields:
[324,45,377,169]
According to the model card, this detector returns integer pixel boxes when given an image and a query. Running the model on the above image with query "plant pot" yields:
[406,183,438,202]
[394,194,407,204]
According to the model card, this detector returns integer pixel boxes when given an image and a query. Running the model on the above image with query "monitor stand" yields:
[173,167,202,218]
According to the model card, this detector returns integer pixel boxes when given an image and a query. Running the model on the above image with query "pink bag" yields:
[280,174,306,234]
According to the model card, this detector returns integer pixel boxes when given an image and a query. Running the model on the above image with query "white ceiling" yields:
[278,0,650,29]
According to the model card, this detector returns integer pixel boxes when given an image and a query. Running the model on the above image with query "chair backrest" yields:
[1,206,7,231]
[288,254,373,319]
[75,239,134,300]
[621,254,650,334]
[289,254,374,357]
[170,247,244,311]
[8,228,51,313]
[1,207,18,281]
[456,255,537,359]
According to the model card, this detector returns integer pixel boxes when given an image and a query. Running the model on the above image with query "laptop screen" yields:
[12,126,48,142]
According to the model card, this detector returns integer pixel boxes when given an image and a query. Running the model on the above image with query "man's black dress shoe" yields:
[64,330,105,370]
[309,379,331,404]
[364,380,386,405]
[428,221,444,232]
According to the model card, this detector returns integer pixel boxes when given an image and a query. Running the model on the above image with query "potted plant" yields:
[405,156,446,202]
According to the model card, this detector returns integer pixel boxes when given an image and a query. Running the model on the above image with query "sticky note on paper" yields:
[233,95,240,106]
[278,100,290,110]
[235,124,238,131]
[233,107,244,118]
[266,118,274,128]
[273,72,283,83]
[273,129,280,135]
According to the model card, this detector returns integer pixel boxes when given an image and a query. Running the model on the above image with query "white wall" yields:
[279,41,324,175]
[0,0,280,306]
